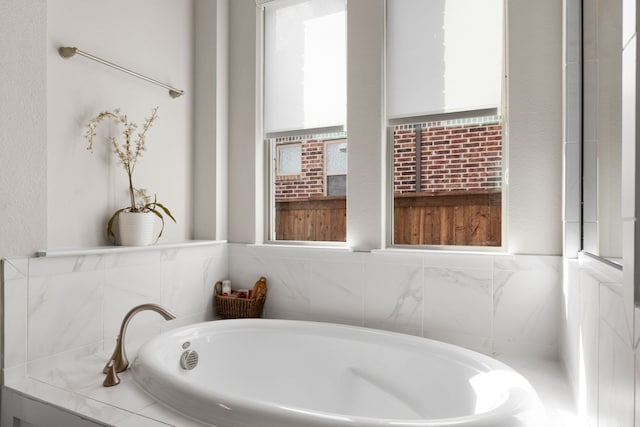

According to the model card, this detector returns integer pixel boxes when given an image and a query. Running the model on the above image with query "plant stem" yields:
[127,167,136,211]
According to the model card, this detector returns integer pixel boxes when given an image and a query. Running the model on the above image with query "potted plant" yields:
[85,106,175,245]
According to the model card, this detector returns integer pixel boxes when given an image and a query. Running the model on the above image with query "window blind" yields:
[386,0,503,120]
[264,0,346,137]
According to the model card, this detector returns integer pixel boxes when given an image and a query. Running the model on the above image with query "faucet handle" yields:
[103,335,129,374]
[103,360,120,387]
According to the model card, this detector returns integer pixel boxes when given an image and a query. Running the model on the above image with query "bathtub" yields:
[132,319,544,427]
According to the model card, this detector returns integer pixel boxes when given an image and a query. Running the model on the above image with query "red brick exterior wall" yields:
[274,137,342,200]
[394,118,502,193]
[273,117,502,200]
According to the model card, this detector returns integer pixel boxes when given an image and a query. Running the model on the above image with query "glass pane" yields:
[392,116,503,246]
[326,141,347,174]
[271,134,347,242]
[327,175,346,196]
[277,144,301,175]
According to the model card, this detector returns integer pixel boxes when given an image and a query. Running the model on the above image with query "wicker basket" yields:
[214,277,267,319]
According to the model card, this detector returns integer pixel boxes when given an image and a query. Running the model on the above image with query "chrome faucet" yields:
[103,303,176,387]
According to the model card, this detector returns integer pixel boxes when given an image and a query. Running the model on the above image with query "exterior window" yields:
[392,117,503,246]
[276,144,301,176]
[263,0,346,242]
[325,140,347,196]
[387,0,505,248]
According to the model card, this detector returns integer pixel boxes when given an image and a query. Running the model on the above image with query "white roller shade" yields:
[386,0,503,120]
[264,0,346,137]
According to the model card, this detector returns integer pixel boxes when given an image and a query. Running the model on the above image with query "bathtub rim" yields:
[131,318,543,427]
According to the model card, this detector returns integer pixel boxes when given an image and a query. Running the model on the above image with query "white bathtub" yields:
[132,319,544,427]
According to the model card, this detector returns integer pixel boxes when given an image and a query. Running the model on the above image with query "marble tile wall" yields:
[2,242,228,375]
[4,241,560,381]
[228,244,562,358]
[561,257,634,427]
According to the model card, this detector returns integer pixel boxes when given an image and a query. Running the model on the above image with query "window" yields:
[263,0,347,243]
[325,140,347,196]
[387,0,505,248]
[276,143,302,176]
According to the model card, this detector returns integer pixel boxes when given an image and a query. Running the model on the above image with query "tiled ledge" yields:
[578,251,623,283]
[4,344,208,427]
[35,240,226,258]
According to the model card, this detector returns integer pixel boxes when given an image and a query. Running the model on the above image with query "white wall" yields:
[228,0,563,256]
[193,0,229,241]
[1,0,228,253]
[0,0,48,260]
[346,0,385,250]
[228,0,261,244]
[0,0,563,255]
[46,0,195,248]
[507,0,563,255]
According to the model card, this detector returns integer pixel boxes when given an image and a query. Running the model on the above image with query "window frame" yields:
[385,0,508,252]
[261,0,348,246]
[266,132,348,245]
[257,0,507,251]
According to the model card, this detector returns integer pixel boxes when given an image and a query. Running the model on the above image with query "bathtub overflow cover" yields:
[180,350,199,370]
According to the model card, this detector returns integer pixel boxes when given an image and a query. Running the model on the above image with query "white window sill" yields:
[245,242,510,257]
[248,241,350,251]
[373,247,510,257]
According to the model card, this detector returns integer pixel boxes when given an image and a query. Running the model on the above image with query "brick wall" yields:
[273,116,502,200]
[394,117,502,193]
[274,136,341,200]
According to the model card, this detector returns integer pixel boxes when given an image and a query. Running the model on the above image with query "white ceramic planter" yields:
[118,211,156,246]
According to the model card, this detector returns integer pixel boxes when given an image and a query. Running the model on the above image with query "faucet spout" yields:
[103,303,176,376]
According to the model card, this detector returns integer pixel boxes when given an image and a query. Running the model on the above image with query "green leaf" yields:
[106,208,128,243]
[151,202,176,223]
[147,207,166,244]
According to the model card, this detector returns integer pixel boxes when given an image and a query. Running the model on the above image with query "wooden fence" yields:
[275,189,501,246]
[394,190,501,246]
[275,197,347,241]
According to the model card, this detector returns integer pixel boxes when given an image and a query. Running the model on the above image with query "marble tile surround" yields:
[4,242,562,371]
[3,242,562,364]
[229,244,562,358]
[3,242,228,373]
[2,242,567,426]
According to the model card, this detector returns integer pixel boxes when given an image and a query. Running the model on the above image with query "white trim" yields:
[387,108,499,126]
[261,240,348,248]
[266,125,345,140]
[35,240,226,258]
